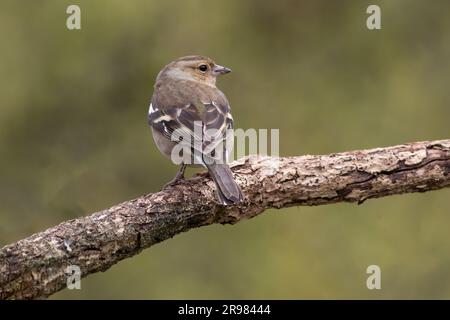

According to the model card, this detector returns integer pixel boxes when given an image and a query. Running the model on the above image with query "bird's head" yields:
[158,55,231,86]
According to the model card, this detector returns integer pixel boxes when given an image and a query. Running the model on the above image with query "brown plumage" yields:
[148,56,244,205]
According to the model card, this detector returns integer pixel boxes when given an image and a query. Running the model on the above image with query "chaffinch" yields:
[148,55,244,205]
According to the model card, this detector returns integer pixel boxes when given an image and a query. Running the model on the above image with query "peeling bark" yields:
[1,139,449,299]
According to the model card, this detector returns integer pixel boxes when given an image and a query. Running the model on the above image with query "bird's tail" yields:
[206,163,244,205]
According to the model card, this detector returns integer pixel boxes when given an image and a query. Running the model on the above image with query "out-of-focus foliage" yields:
[0,0,449,299]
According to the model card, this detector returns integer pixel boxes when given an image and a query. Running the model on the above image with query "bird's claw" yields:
[162,176,184,189]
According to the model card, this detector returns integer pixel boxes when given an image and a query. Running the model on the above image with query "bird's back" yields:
[152,78,228,117]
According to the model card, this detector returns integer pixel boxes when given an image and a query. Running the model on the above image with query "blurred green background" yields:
[0,0,449,299]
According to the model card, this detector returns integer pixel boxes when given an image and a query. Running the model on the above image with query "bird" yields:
[148,55,244,205]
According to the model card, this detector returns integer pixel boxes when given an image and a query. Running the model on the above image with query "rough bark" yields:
[1,139,449,299]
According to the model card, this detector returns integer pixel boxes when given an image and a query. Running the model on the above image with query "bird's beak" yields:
[212,65,232,75]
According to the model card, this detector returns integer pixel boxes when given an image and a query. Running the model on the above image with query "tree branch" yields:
[1,139,449,299]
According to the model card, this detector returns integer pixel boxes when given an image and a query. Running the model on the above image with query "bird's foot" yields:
[163,176,184,189]
[162,164,186,189]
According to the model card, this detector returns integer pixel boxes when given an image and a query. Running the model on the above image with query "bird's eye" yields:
[198,64,208,72]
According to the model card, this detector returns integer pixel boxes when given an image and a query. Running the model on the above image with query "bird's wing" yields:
[148,101,199,141]
[148,99,233,164]
[202,101,234,163]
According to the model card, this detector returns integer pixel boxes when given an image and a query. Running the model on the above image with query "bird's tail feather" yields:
[206,163,244,205]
